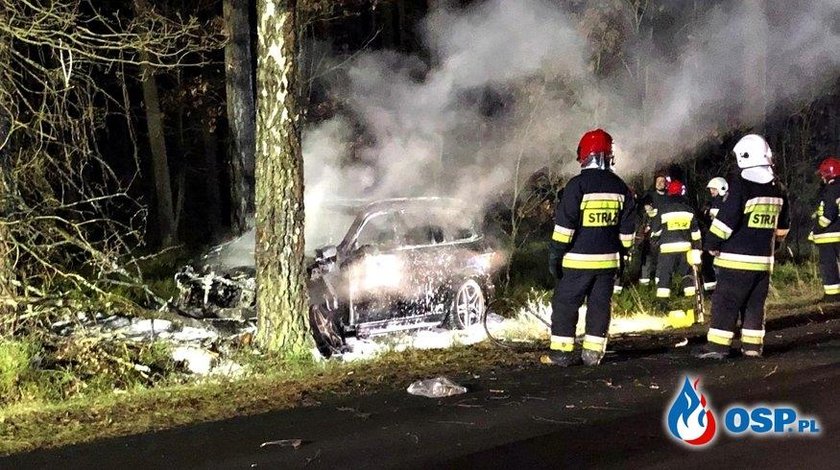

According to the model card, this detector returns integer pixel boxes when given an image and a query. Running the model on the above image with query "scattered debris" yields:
[599,379,621,389]
[763,365,779,378]
[48,310,254,378]
[260,439,306,449]
[407,376,468,398]
[533,415,585,425]
[304,449,322,466]
[336,407,372,419]
[434,420,477,426]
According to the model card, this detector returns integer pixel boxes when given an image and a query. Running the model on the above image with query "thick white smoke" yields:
[302,0,840,249]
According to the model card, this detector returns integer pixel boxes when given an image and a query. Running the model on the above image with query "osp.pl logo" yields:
[665,375,821,448]
[666,377,717,447]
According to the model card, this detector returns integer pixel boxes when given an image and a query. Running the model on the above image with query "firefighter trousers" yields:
[639,238,658,284]
[655,252,694,298]
[818,243,840,296]
[550,268,614,354]
[707,268,769,354]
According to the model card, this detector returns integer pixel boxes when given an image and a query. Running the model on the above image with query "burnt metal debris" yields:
[174,265,256,320]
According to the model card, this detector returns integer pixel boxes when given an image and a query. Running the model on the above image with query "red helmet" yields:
[666,180,686,196]
[818,157,840,180]
[577,129,613,164]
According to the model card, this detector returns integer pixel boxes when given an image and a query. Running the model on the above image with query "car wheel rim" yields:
[456,280,484,327]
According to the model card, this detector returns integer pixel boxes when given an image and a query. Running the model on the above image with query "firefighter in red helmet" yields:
[543,129,636,366]
[649,180,702,317]
[812,157,840,302]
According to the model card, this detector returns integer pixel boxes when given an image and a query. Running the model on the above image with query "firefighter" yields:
[811,157,840,302]
[649,180,702,314]
[543,129,636,367]
[701,177,728,291]
[638,170,669,285]
[698,134,790,359]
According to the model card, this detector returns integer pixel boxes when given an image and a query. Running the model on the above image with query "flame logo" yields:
[666,377,717,446]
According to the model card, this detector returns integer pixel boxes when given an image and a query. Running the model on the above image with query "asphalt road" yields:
[6,316,840,470]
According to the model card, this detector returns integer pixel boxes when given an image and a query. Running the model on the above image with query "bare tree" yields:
[255,0,311,355]
[0,0,222,333]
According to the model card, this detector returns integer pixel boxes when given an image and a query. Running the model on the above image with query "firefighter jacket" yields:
[649,197,702,254]
[707,195,724,220]
[812,179,840,244]
[551,169,637,270]
[706,175,790,271]
[639,189,667,219]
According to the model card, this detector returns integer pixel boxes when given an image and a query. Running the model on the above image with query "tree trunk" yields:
[134,0,176,247]
[202,122,223,241]
[138,51,176,247]
[224,0,257,234]
[255,0,311,356]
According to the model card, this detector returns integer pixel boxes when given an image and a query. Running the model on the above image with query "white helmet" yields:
[733,134,772,169]
[706,177,728,196]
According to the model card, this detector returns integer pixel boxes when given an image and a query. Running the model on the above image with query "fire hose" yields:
[481,297,552,350]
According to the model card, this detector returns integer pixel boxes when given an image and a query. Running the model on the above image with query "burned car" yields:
[308,198,500,357]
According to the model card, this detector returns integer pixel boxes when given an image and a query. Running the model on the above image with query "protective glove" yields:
[686,249,702,266]
[808,231,815,242]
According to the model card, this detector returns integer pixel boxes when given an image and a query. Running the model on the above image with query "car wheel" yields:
[448,279,486,330]
[309,303,346,358]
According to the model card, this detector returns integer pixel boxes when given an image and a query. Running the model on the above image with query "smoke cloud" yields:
[303,0,840,250]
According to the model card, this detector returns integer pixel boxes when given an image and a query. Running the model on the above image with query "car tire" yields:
[448,278,486,330]
[309,303,346,358]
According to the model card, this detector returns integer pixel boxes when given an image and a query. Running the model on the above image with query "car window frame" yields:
[394,207,482,251]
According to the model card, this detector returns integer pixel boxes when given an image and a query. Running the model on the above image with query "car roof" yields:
[359,197,471,215]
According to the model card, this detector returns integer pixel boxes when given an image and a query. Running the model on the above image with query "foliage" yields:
[0,0,225,333]
[0,339,38,404]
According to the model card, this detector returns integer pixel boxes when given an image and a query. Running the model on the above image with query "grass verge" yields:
[0,344,533,455]
[0,261,828,456]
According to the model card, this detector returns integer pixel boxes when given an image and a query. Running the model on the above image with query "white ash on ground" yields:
[321,303,672,362]
[50,313,253,377]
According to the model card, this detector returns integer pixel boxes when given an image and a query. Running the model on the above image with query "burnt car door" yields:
[343,210,414,327]
[396,208,454,322]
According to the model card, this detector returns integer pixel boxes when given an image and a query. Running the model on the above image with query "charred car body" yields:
[172,197,499,357]
[308,198,499,357]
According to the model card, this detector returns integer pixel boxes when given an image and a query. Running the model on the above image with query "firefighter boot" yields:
[822,293,840,303]
[693,345,730,360]
[540,350,581,367]
[741,344,763,358]
[740,329,765,358]
[581,348,605,366]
